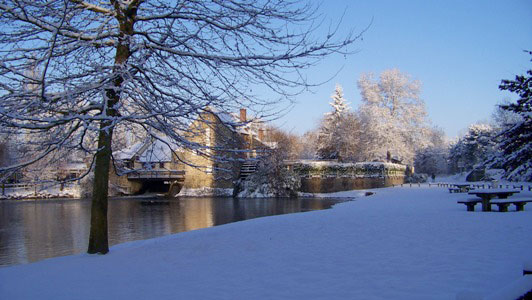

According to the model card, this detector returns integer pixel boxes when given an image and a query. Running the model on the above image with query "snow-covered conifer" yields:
[448,123,496,173]
[316,84,359,161]
[488,56,531,181]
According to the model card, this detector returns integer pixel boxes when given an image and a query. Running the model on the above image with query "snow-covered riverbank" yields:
[1,186,531,299]
[0,183,80,200]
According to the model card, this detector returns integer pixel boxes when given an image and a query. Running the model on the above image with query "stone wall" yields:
[300,176,405,193]
[108,167,143,195]
[181,112,245,190]
[289,161,406,193]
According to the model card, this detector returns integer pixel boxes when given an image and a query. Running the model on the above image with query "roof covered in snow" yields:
[138,139,176,163]
[114,141,144,160]
[114,137,181,163]
[208,107,264,138]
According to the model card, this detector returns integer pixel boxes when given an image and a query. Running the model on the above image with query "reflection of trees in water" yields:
[0,202,25,266]
[109,200,176,245]
[1,197,346,266]
[28,201,90,262]
[0,200,90,266]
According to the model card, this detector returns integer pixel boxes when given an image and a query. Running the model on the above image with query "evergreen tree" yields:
[491,54,531,181]
[316,84,354,160]
[449,124,496,173]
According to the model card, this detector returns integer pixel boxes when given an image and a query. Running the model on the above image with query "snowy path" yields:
[1,186,531,299]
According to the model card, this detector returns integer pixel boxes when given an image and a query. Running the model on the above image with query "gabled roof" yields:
[114,141,144,160]
[138,138,175,163]
[207,107,264,137]
[114,137,181,163]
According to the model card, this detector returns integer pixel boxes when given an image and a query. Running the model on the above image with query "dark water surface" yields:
[0,196,349,267]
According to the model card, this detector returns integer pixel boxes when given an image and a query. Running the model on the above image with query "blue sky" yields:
[272,0,531,138]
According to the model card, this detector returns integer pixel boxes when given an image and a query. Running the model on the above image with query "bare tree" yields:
[263,126,302,161]
[0,1,362,254]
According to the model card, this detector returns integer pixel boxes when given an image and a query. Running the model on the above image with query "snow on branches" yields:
[0,0,362,254]
[449,123,496,173]
[0,0,362,179]
[316,84,359,161]
[489,55,532,181]
[357,69,429,165]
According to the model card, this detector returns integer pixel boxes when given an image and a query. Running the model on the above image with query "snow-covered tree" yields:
[0,1,361,254]
[298,130,319,159]
[357,69,429,165]
[414,127,449,175]
[488,57,531,181]
[448,124,496,173]
[491,98,523,131]
[316,84,360,161]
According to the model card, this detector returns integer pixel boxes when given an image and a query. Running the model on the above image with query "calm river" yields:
[0,196,349,267]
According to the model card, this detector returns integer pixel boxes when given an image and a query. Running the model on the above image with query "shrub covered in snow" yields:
[179,187,233,197]
[235,156,301,198]
[291,161,406,178]
[405,173,428,183]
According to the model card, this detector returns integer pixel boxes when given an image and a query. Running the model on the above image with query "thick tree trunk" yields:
[86,0,138,255]
[87,122,114,254]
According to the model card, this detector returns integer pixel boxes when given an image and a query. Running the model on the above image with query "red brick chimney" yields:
[258,128,264,141]
[239,108,246,122]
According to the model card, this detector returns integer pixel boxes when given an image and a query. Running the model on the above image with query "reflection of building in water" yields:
[180,199,214,231]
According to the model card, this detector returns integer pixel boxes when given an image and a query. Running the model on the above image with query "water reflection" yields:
[0,197,349,267]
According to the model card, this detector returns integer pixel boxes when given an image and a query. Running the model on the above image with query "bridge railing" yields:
[127,170,185,180]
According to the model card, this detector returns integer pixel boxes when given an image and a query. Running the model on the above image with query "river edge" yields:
[0,190,366,202]
[1,186,531,299]
[1,193,361,267]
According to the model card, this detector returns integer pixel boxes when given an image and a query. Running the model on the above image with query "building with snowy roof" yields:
[111,108,273,196]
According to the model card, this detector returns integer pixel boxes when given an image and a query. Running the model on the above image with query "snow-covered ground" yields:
[1,185,531,299]
[0,183,80,200]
